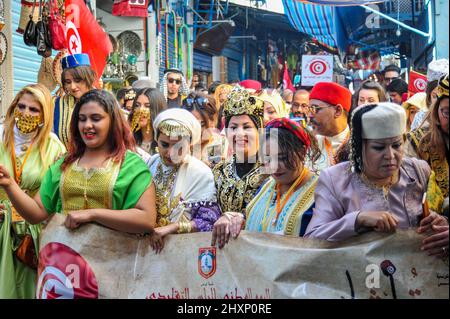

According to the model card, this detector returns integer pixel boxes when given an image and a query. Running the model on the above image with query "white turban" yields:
[153,108,201,145]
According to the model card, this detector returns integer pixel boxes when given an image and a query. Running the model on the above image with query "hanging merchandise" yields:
[17,0,41,34]
[35,0,52,57]
[0,31,7,65]
[112,0,149,18]
[38,56,57,91]
[178,23,191,81]
[48,0,65,50]
[23,0,38,46]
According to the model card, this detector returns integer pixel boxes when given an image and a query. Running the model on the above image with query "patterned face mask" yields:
[131,106,151,133]
[14,107,42,134]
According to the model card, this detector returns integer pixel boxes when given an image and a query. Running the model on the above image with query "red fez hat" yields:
[310,82,352,112]
[239,79,262,92]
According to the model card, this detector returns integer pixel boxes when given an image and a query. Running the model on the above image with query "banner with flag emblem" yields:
[65,0,113,83]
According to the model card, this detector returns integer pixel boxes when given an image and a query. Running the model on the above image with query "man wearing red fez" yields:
[307,82,352,172]
[239,79,262,94]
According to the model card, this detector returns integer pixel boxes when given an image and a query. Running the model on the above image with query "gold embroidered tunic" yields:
[213,155,269,213]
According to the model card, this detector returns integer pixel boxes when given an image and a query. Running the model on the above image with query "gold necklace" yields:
[360,171,398,200]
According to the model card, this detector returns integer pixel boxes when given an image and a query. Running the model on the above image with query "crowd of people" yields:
[0,52,448,298]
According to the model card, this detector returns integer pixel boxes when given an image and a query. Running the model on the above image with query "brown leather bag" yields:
[15,234,38,269]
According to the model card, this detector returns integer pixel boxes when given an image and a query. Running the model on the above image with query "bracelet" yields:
[177,221,192,234]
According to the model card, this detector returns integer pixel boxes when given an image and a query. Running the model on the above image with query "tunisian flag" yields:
[65,0,112,83]
[283,62,295,92]
[408,70,428,94]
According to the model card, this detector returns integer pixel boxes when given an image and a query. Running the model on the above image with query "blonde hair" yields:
[3,84,55,168]
[214,84,233,111]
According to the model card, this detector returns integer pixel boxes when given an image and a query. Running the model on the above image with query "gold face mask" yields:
[14,108,42,134]
[131,107,152,133]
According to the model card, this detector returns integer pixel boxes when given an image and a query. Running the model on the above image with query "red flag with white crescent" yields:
[64,0,112,83]
[408,70,428,94]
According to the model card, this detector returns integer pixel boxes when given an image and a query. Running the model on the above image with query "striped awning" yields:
[282,0,339,49]
[293,0,387,5]
[282,0,382,51]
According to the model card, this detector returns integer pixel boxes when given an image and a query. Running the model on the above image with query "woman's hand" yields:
[417,212,448,233]
[64,210,95,230]
[0,165,14,189]
[211,212,245,249]
[149,228,165,254]
[418,213,449,258]
[356,211,399,233]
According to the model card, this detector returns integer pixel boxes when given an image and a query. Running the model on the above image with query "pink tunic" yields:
[304,157,431,241]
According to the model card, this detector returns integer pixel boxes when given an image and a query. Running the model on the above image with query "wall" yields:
[434,0,449,59]
[12,0,42,96]
[97,8,147,77]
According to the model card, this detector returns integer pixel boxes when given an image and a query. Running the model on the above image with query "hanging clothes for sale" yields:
[112,0,149,18]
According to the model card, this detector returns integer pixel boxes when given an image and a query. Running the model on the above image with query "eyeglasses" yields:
[183,97,209,109]
[440,108,449,119]
[309,104,333,114]
[168,78,182,85]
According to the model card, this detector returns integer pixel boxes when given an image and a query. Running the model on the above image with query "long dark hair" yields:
[349,104,378,174]
[128,88,167,145]
[62,90,136,171]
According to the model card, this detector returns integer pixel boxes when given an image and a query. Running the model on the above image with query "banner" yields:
[37,215,449,299]
[301,55,334,86]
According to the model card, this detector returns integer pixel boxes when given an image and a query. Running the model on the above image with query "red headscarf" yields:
[266,118,311,149]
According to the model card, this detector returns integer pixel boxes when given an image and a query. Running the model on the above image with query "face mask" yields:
[131,107,151,133]
[14,108,42,134]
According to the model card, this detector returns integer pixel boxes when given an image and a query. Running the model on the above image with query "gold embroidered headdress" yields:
[437,74,449,98]
[223,86,264,120]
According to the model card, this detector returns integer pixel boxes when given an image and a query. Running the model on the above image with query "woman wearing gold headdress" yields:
[0,84,66,298]
[211,86,269,246]
[129,88,167,156]
[146,108,221,253]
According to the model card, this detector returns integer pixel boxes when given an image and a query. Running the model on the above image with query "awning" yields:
[282,0,338,49]
[282,0,379,52]
[293,0,387,5]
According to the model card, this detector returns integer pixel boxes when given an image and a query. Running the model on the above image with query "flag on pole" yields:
[65,0,112,83]
[283,62,296,92]
[408,70,428,94]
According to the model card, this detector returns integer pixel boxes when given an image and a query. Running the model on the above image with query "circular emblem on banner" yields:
[37,242,98,299]
[309,60,327,75]
[65,21,82,55]
[414,78,427,92]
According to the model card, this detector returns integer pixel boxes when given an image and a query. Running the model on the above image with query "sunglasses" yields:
[168,78,182,85]
[183,97,209,109]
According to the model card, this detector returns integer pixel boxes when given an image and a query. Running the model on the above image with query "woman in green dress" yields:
[0,84,66,298]
[0,90,157,297]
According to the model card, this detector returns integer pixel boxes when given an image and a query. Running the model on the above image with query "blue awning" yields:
[292,0,387,5]
[282,0,372,52]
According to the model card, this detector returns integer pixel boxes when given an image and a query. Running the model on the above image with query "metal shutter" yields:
[227,58,240,82]
[193,50,212,73]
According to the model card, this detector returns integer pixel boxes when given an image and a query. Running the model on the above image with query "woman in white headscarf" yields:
[146,108,221,252]
[257,89,291,125]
